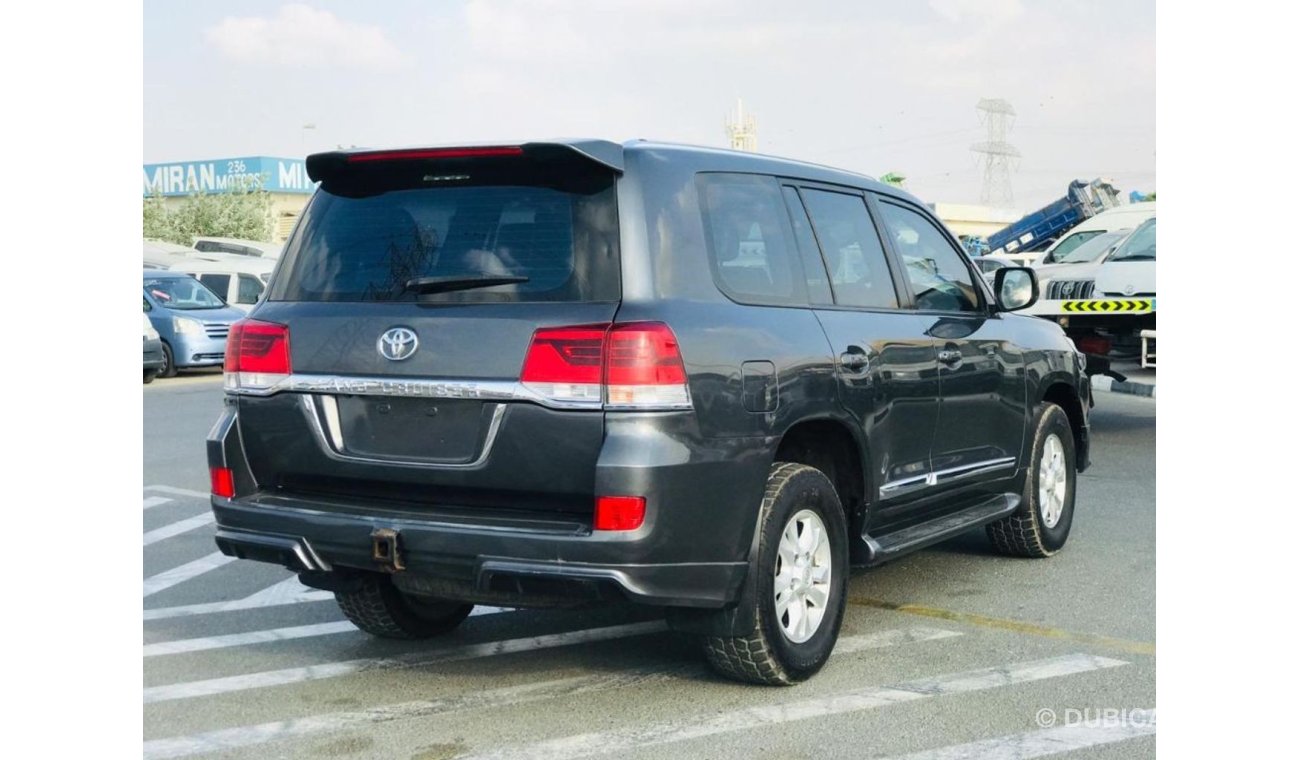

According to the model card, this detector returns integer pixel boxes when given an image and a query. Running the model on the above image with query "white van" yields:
[1033,202,1156,266]
[168,255,277,312]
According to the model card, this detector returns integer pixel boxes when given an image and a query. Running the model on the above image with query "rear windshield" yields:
[272,167,620,303]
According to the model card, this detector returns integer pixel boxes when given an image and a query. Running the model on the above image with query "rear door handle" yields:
[937,349,963,365]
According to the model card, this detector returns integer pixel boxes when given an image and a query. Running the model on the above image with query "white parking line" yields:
[143,588,333,621]
[461,654,1130,760]
[143,552,237,598]
[145,621,357,657]
[236,577,316,607]
[143,513,215,547]
[144,577,329,621]
[142,671,684,760]
[144,607,511,657]
[141,627,963,758]
[879,716,1156,759]
[144,621,669,703]
[143,496,174,510]
[145,485,209,500]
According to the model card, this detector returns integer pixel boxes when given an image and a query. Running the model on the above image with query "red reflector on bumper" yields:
[594,496,645,531]
[210,467,235,498]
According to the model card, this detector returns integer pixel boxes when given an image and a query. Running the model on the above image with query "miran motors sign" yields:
[142,157,315,197]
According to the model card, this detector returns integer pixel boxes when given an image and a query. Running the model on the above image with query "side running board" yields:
[861,494,1019,566]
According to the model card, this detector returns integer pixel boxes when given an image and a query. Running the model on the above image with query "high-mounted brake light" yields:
[224,319,291,393]
[346,146,524,163]
[519,322,691,410]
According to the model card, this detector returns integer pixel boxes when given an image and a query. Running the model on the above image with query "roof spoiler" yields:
[305,140,624,184]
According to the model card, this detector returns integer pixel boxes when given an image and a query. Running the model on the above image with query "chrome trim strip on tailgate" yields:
[231,374,604,410]
[299,396,508,470]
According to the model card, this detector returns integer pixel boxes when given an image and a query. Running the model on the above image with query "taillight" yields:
[210,467,235,498]
[520,325,607,404]
[604,323,690,409]
[519,322,691,410]
[594,496,646,531]
[225,319,291,393]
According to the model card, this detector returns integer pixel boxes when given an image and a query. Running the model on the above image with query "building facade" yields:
[142,156,316,243]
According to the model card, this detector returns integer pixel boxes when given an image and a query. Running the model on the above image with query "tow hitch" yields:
[371,528,406,573]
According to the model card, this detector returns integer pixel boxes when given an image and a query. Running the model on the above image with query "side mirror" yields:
[994,267,1038,311]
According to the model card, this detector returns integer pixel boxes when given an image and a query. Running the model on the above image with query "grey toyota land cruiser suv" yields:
[209,139,1090,685]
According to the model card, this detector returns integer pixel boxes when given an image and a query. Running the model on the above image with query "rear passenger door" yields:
[781,184,941,512]
[874,197,1028,491]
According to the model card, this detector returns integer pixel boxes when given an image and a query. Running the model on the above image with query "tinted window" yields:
[1049,230,1103,259]
[275,169,619,303]
[1109,218,1156,261]
[193,240,219,253]
[879,202,981,312]
[781,187,834,305]
[237,274,264,304]
[198,273,231,298]
[144,277,225,310]
[698,174,804,306]
[799,189,898,310]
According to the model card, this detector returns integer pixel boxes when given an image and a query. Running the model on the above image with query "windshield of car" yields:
[1055,229,1130,264]
[143,277,226,310]
[1046,230,1103,260]
[1108,218,1156,261]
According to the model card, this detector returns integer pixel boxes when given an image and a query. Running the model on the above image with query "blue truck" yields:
[987,179,1121,255]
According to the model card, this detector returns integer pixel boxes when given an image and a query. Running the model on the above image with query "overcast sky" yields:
[144,0,1154,210]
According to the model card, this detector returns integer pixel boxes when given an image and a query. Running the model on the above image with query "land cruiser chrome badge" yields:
[378,327,419,361]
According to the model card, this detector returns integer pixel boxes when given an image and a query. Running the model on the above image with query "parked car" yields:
[1026,219,1156,372]
[209,140,1090,686]
[1026,229,1133,309]
[169,256,277,311]
[1031,202,1155,267]
[143,270,246,377]
[143,313,165,383]
[192,236,282,259]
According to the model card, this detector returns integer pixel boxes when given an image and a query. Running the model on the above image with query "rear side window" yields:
[698,174,805,306]
[236,274,264,304]
[198,273,231,298]
[798,189,898,310]
[274,165,619,303]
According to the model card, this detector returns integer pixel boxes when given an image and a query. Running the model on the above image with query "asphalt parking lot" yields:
[143,376,1156,759]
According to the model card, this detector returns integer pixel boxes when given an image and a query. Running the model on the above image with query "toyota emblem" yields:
[378,327,419,361]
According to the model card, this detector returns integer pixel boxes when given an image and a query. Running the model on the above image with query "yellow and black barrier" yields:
[1061,299,1154,313]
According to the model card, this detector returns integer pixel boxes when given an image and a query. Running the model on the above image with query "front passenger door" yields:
[875,198,1028,491]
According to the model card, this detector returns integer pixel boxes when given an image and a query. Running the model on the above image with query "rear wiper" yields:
[403,275,530,294]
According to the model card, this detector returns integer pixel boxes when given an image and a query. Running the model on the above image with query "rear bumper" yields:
[207,403,767,609]
[211,510,745,608]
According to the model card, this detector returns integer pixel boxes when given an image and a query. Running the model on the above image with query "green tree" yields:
[142,182,274,245]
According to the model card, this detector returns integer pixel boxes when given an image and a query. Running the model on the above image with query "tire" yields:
[159,342,178,378]
[987,403,1077,558]
[143,369,157,384]
[703,462,848,686]
[335,574,474,640]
